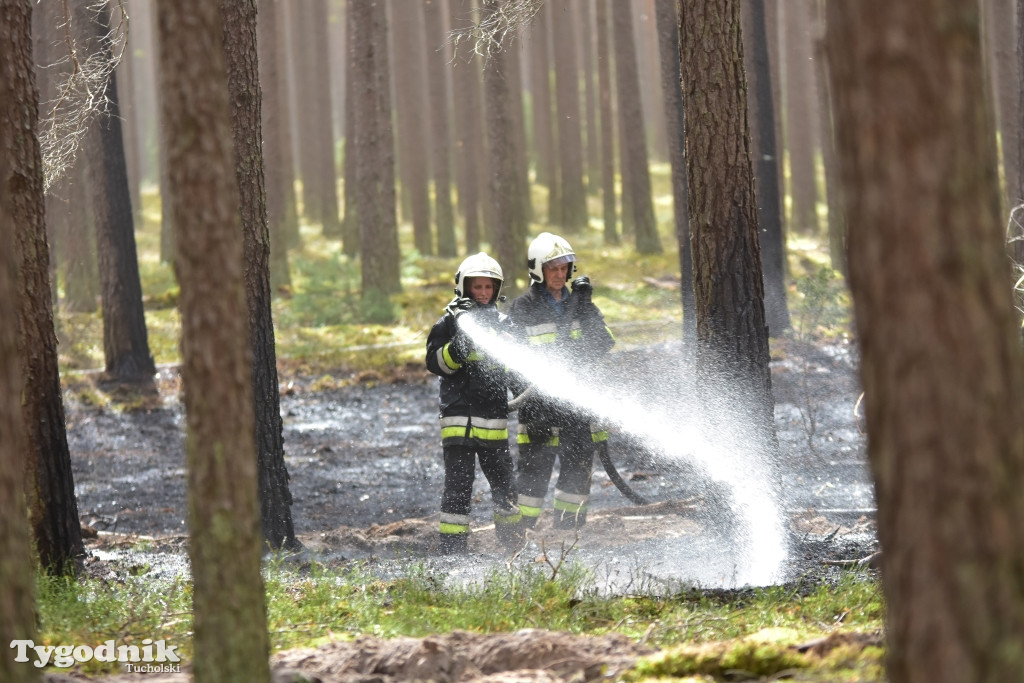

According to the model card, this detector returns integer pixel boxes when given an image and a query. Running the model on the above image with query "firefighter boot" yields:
[438,531,469,555]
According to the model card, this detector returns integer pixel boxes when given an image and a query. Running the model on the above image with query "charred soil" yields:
[59,340,878,682]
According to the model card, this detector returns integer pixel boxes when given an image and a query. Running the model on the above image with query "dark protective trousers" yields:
[516,420,595,527]
[441,444,518,516]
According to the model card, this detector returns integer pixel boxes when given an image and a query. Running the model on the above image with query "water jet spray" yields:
[459,315,789,586]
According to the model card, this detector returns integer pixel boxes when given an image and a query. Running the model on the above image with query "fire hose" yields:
[508,388,650,506]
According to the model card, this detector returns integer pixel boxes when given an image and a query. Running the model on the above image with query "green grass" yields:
[36,559,883,679]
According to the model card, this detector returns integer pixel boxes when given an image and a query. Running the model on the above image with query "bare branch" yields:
[38,0,130,191]
[445,0,543,65]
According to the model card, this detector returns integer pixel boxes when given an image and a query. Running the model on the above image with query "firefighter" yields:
[425,253,524,554]
[507,233,615,530]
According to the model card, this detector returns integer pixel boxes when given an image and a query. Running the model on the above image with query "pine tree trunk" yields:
[678,0,776,442]
[742,0,790,334]
[257,0,293,291]
[828,2,1024,681]
[221,0,298,552]
[551,0,587,232]
[654,0,695,346]
[309,0,341,237]
[482,0,522,296]
[781,0,819,236]
[6,0,84,575]
[156,2,271,680]
[85,3,156,382]
[0,6,43,679]
[449,1,484,254]
[423,0,457,257]
[351,0,401,306]
[595,0,618,245]
[578,0,600,195]
[613,0,660,254]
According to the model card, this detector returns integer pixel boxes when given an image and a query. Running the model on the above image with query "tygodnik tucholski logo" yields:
[10,638,181,672]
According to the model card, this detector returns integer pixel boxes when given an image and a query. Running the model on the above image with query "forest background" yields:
[3,0,1024,682]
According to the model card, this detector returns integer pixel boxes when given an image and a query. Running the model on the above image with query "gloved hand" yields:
[449,297,476,318]
[571,276,592,305]
[450,327,474,363]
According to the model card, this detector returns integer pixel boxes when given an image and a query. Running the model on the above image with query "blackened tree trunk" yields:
[551,0,587,232]
[595,0,618,245]
[450,0,486,254]
[257,0,293,291]
[678,0,776,445]
[613,0,660,254]
[351,0,401,312]
[220,0,298,552]
[4,0,84,576]
[742,0,790,335]
[654,0,695,347]
[0,7,41,680]
[827,2,1024,681]
[483,0,524,295]
[156,2,271,680]
[85,2,156,382]
[423,0,457,257]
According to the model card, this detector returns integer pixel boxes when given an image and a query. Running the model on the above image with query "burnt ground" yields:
[56,338,879,682]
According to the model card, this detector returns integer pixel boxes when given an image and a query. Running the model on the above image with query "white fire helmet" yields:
[527,232,577,284]
[454,252,503,303]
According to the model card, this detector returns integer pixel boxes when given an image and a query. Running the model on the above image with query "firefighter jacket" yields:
[425,304,511,448]
[506,283,615,443]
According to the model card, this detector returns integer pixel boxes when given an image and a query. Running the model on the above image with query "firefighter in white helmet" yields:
[425,252,524,554]
[507,233,615,530]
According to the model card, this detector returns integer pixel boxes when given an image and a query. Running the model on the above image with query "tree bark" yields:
[449,0,486,254]
[809,0,846,278]
[84,2,156,382]
[5,0,84,575]
[342,0,359,255]
[654,0,695,347]
[742,0,790,334]
[351,0,401,311]
[0,5,41,680]
[482,0,524,295]
[781,0,819,236]
[578,0,599,195]
[551,0,587,232]
[309,0,341,237]
[595,0,617,245]
[257,0,293,291]
[156,1,271,679]
[827,2,1024,681]
[678,0,776,442]
[220,0,298,552]
[423,0,457,257]
[613,0,661,254]
[391,0,433,256]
